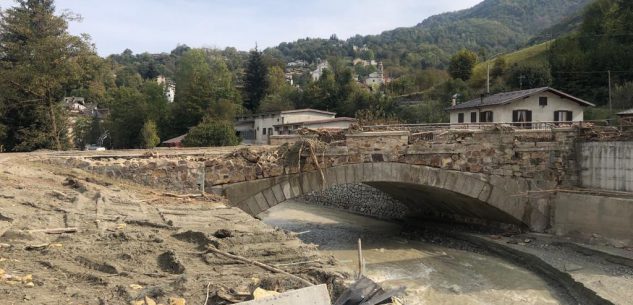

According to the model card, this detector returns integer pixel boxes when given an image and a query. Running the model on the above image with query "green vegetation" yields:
[449,50,479,81]
[140,120,161,149]
[5,0,630,151]
[0,0,101,151]
[182,120,240,147]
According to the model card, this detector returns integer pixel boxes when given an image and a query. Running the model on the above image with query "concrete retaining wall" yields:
[579,142,633,192]
[553,192,633,247]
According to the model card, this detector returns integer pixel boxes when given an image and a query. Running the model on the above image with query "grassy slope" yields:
[471,41,551,86]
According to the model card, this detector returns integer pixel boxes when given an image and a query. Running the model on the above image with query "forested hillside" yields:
[269,0,591,72]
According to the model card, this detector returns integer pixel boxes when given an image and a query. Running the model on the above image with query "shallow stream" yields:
[260,200,564,305]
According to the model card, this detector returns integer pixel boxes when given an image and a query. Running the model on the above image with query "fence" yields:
[362,120,614,133]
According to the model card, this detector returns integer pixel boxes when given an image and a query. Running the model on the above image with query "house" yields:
[156,75,176,103]
[617,109,633,127]
[162,134,187,148]
[448,87,595,126]
[364,62,385,87]
[235,109,356,145]
[311,60,330,81]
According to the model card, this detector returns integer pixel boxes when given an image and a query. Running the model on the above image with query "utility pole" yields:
[608,70,613,112]
[487,63,491,94]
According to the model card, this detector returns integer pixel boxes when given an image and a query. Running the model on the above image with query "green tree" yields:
[491,57,507,79]
[506,64,552,90]
[140,120,160,148]
[182,120,240,147]
[448,49,478,81]
[172,49,240,135]
[72,116,92,150]
[0,0,97,151]
[244,48,269,111]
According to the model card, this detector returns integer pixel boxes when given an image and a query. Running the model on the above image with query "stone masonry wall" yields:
[51,129,581,196]
[300,183,409,220]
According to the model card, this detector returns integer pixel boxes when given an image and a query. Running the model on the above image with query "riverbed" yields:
[260,200,565,305]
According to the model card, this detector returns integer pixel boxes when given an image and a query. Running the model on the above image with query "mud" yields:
[0,154,345,305]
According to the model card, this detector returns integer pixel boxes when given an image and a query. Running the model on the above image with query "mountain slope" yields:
[269,0,593,69]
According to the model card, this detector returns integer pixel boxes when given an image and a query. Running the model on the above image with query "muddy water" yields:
[260,200,563,305]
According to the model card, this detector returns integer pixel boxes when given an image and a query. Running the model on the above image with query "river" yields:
[259,200,564,305]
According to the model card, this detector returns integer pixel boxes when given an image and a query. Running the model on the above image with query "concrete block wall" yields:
[553,192,633,247]
[579,141,633,192]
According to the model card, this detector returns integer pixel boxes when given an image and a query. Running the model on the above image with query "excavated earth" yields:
[0,153,345,305]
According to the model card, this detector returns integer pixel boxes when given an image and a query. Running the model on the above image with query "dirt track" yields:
[0,154,344,305]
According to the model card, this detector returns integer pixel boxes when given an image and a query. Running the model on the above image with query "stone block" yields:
[271,184,285,203]
[262,189,277,208]
[254,193,268,211]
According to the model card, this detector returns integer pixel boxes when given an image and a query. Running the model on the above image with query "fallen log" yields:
[28,227,78,234]
[205,246,314,287]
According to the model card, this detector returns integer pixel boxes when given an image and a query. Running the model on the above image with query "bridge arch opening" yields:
[219,163,544,230]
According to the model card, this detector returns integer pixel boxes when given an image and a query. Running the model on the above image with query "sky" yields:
[1,0,483,56]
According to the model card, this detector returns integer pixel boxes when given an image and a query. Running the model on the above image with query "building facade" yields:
[448,87,594,126]
[235,109,356,145]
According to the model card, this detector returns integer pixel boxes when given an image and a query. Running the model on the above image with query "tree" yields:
[0,0,97,151]
[244,48,269,111]
[172,49,240,135]
[506,64,552,90]
[491,57,507,79]
[448,49,478,81]
[140,120,160,148]
[182,120,240,147]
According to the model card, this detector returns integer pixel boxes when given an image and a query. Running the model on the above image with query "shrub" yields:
[182,120,240,147]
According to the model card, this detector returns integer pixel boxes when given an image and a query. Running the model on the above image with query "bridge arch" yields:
[216,163,548,231]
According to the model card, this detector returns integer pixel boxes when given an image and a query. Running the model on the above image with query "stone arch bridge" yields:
[58,129,589,233]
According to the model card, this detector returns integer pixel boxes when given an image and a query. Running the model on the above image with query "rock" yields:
[523,239,532,243]
[158,250,185,274]
[168,297,186,305]
[129,284,143,290]
[132,297,157,305]
[253,287,280,299]
[564,263,583,272]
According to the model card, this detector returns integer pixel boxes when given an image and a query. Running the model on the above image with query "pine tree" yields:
[0,0,95,151]
[244,48,268,111]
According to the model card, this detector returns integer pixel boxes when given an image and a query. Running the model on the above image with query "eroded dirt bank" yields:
[0,154,345,305]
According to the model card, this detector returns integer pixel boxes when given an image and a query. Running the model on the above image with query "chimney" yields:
[452,97,457,107]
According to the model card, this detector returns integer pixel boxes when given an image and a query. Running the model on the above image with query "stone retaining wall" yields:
[300,183,408,220]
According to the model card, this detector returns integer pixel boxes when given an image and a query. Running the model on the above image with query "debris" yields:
[168,297,186,305]
[205,246,314,287]
[253,287,280,299]
[334,276,405,305]
[564,263,584,272]
[24,243,50,251]
[50,190,69,200]
[237,284,330,305]
[129,284,143,290]
[158,250,186,274]
[131,296,157,305]
[27,227,78,234]
[63,177,87,192]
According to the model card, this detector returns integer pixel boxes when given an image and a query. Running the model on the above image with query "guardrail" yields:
[362,120,615,133]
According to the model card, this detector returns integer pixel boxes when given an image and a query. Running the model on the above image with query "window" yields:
[480,111,494,123]
[262,128,266,135]
[268,128,273,136]
[458,113,465,123]
[539,97,548,106]
[512,110,533,128]
[470,112,477,123]
[554,111,573,122]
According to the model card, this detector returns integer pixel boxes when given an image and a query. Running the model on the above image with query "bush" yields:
[182,120,240,147]
[140,120,161,149]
